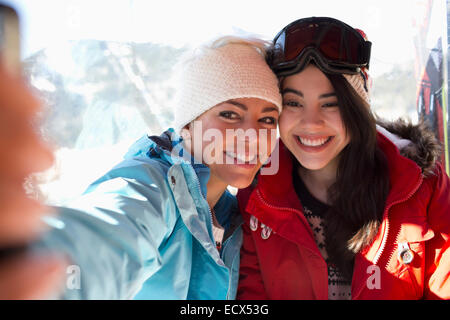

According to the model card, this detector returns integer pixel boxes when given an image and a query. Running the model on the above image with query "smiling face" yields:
[279,64,350,174]
[184,97,279,189]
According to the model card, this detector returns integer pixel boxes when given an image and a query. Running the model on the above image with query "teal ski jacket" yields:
[35,129,243,299]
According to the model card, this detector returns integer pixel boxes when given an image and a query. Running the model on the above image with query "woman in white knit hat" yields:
[237,17,450,300]
[31,35,282,299]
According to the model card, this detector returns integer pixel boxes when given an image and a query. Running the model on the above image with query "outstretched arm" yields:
[34,163,173,299]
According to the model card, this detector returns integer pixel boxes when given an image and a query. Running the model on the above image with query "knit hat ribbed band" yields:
[173,43,282,133]
[342,69,371,106]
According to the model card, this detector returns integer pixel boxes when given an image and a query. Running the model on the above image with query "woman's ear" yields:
[180,122,192,141]
[180,123,193,155]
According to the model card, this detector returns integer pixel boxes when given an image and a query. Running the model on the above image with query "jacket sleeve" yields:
[423,163,450,299]
[33,161,173,299]
[236,188,268,300]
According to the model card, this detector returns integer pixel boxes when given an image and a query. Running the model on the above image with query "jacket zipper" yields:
[191,168,244,300]
[372,174,423,266]
[223,224,244,300]
[191,167,215,243]
[256,189,301,214]
[353,174,423,299]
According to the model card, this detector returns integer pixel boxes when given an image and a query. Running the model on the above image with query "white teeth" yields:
[298,136,330,147]
[225,151,256,163]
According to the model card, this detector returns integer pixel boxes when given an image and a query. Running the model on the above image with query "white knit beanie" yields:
[173,39,282,133]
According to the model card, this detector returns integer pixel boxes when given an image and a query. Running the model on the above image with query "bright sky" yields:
[3,0,446,77]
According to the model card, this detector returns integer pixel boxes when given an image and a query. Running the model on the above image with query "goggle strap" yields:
[363,42,371,68]
[361,70,368,92]
[274,51,362,77]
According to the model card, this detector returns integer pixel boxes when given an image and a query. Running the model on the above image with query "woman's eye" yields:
[283,100,302,108]
[259,117,277,125]
[219,111,240,119]
[322,102,339,108]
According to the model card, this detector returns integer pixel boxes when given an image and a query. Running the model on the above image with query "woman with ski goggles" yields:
[237,17,450,300]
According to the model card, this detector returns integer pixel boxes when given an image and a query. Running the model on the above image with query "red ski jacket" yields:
[237,123,450,299]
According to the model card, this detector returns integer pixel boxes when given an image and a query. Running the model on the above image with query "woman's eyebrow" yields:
[227,100,278,113]
[281,88,303,97]
[227,100,247,110]
[282,88,336,99]
[319,92,337,99]
[262,106,279,113]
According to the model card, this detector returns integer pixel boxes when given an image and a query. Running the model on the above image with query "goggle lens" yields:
[272,18,370,74]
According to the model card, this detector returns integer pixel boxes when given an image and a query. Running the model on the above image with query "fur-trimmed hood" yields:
[377,118,442,178]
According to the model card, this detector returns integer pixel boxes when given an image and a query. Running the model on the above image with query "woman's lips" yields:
[223,151,258,168]
[294,135,334,152]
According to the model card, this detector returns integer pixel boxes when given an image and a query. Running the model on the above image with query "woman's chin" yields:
[221,170,258,189]
[229,178,255,189]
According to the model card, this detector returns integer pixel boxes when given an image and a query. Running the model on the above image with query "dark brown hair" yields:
[323,73,390,280]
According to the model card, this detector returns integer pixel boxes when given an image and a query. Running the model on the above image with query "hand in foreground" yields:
[0,64,66,299]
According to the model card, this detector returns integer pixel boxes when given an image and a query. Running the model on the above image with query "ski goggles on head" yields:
[270,17,372,76]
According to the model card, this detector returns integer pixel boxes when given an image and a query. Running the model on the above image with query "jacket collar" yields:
[255,140,300,208]
[125,128,210,199]
[376,131,422,207]
[376,119,442,178]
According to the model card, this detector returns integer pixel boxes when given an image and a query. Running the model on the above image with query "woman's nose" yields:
[228,120,262,154]
[300,107,324,129]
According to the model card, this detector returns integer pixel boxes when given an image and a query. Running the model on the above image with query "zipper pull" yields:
[250,215,259,231]
[398,242,414,265]
[260,223,273,240]
[212,224,224,251]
